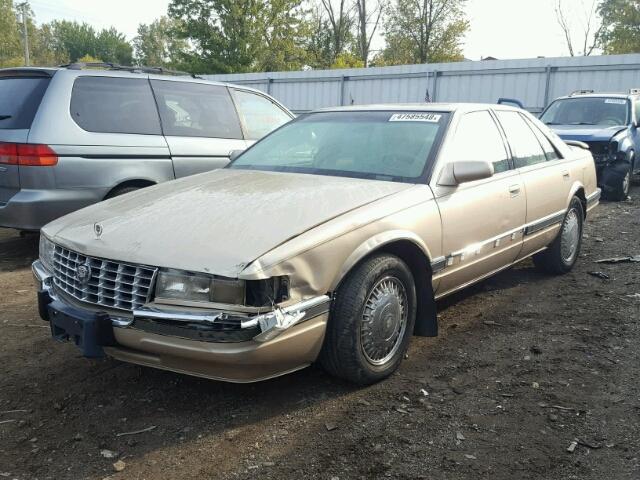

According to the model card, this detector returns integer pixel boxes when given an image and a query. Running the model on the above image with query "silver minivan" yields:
[0,65,294,230]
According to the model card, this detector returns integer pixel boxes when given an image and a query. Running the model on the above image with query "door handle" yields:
[508,184,521,197]
[562,170,570,180]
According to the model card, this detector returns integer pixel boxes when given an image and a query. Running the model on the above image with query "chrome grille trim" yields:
[52,245,157,312]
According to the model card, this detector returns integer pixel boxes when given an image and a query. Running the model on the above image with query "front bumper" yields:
[33,260,331,382]
[0,188,100,230]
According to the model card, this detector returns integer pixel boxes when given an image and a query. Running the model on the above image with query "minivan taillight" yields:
[0,142,58,166]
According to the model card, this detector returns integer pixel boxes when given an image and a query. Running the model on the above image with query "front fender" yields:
[331,230,434,291]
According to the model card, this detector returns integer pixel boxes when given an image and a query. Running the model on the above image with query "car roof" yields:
[312,103,524,114]
[0,66,268,96]
[555,93,637,100]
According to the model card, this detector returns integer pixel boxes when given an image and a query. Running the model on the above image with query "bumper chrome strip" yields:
[586,189,601,207]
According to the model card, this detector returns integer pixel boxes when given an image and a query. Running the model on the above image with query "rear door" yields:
[151,80,246,178]
[494,110,570,259]
[0,72,51,204]
[230,88,293,146]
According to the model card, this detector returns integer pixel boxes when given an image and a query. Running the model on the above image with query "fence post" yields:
[432,70,440,102]
[266,77,273,95]
[543,66,554,108]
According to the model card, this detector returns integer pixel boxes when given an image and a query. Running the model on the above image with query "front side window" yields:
[449,110,510,173]
[232,89,292,140]
[635,99,640,124]
[70,76,161,135]
[497,111,548,168]
[230,111,448,182]
[540,97,629,127]
[151,80,243,139]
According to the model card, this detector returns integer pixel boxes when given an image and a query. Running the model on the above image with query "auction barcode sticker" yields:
[389,113,442,123]
[604,99,626,105]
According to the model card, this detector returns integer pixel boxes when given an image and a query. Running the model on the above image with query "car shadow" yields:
[0,228,39,272]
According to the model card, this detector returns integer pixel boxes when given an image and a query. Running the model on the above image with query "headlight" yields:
[155,270,245,305]
[39,234,56,272]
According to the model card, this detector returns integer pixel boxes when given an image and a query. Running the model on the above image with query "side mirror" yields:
[450,161,494,184]
[229,149,244,161]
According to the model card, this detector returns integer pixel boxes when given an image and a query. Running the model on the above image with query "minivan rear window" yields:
[70,76,162,135]
[0,77,50,129]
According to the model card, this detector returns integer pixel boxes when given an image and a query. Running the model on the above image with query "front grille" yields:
[52,245,157,312]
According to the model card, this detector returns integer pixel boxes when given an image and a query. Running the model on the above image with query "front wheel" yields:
[320,254,417,385]
[533,196,584,274]
[607,163,631,201]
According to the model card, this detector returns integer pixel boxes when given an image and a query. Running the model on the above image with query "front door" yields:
[151,80,248,179]
[432,110,526,297]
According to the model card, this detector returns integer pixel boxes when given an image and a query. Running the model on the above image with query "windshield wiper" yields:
[0,115,12,120]
[544,122,563,125]
[569,122,596,125]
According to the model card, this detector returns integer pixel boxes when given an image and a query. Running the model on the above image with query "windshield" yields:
[540,97,629,126]
[229,111,449,182]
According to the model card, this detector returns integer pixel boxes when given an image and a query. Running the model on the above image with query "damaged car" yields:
[33,104,600,385]
[541,90,640,200]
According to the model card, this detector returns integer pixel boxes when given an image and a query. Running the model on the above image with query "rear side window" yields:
[151,80,242,139]
[232,89,291,140]
[0,77,50,129]
[522,115,561,161]
[449,110,510,174]
[496,111,547,168]
[71,76,161,135]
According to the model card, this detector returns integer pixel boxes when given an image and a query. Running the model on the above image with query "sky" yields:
[28,0,601,62]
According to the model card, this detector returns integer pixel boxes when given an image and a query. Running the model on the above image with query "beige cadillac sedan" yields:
[33,104,600,385]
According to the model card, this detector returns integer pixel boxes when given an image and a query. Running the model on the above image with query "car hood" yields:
[550,124,627,142]
[43,169,414,278]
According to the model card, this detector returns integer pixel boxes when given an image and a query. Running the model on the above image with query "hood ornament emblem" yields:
[75,262,92,287]
[94,223,103,238]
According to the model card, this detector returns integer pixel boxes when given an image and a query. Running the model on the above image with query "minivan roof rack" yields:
[569,89,595,97]
[60,62,197,78]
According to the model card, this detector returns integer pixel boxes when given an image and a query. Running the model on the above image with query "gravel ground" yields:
[0,193,638,480]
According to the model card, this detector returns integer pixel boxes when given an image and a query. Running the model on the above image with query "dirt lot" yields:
[0,194,639,480]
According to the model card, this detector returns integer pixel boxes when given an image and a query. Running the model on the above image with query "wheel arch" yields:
[568,183,587,219]
[331,232,438,338]
[104,179,157,199]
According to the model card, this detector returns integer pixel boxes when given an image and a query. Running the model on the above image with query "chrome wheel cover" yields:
[360,276,408,366]
[560,208,581,263]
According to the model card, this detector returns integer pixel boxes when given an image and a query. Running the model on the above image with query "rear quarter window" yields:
[70,76,162,135]
[0,77,50,129]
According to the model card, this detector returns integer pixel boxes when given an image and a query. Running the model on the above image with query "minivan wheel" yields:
[105,186,141,200]
[533,196,584,275]
[320,254,416,385]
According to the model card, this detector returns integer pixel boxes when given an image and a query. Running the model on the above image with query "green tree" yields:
[46,20,96,63]
[598,0,640,54]
[379,0,468,65]
[133,16,187,67]
[0,0,23,67]
[95,27,133,64]
[168,0,310,73]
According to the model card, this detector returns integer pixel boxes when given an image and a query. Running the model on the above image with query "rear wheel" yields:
[320,254,416,385]
[105,186,142,200]
[533,196,584,274]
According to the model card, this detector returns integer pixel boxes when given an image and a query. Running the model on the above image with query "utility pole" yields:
[18,2,30,66]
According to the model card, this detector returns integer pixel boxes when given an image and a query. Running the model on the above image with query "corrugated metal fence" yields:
[205,54,640,114]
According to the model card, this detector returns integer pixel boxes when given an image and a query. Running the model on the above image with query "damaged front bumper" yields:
[33,260,331,382]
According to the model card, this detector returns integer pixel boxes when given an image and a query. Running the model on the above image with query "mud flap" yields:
[413,287,438,337]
